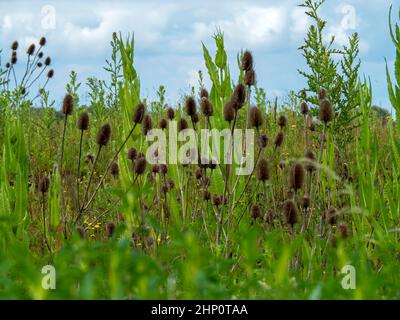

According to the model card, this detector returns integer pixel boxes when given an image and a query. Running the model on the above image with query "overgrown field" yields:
[0,1,400,299]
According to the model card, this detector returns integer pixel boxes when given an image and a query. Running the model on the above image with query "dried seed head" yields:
[5,62,10,68]
[338,223,349,238]
[37,62,43,68]
[47,69,54,78]
[231,84,246,109]
[39,37,46,46]
[185,96,197,116]
[325,208,337,225]
[256,158,269,181]
[106,222,116,238]
[244,69,256,86]
[305,149,316,172]
[200,97,214,117]
[110,161,119,178]
[166,107,175,120]
[249,106,263,128]
[159,118,167,130]
[11,55,17,65]
[203,190,211,201]
[192,112,199,124]
[274,131,284,148]
[251,204,261,220]
[11,41,18,51]
[128,147,137,161]
[142,114,153,136]
[39,175,50,193]
[278,115,287,128]
[223,101,235,122]
[301,194,311,209]
[77,112,89,131]
[38,51,43,59]
[96,123,112,146]
[300,102,309,115]
[289,162,305,191]
[44,56,51,66]
[200,88,209,99]
[27,44,35,55]
[160,164,168,175]
[132,103,145,124]
[62,94,74,115]
[178,118,188,132]
[134,157,147,175]
[319,99,334,123]
[318,87,328,101]
[283,199,299,226]
[195,167,202,180]
[241,50,253,71]
[212,194,222,207]
[258,134,268,148]
[152,164,159,174]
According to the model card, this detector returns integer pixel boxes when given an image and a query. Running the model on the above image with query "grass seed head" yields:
[274,131,284,148]
[134,157,147,175]
[62,94,74,115]
[212,194,222,206]
[249,106,263,128]
[142,114,153,136]
[301,194,311,209]
[244,69,256,86]
[203,190,211,201]
[27,43,35,55]
[185,96,197,116]
[132,103,145,124]
[11,41,18,51]
[256,158,270,181]
[231,84,246,109]
[200,97,214,117]
[160,164,168,175]
[319,99,334,123]
[241,50,253,71]
[127,147,137,161]
[47,69,54,78]
[223,101,235,122]
[200,88,209,99]
[39,37,47,46]
[96,123,112,146]
[289,162,305,191]
[77,111,90,131]
[166,107,175,120]
[283,199,299,226]
[338,223,349,238]
[44,56,51,66]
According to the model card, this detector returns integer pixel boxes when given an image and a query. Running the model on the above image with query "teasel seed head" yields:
[160,164,168,175]
[200,88,209,99]
[301,194,311,209]
[106,222,116,238]
[166,107,175,120]
[11,55,17,65]
[305,149,316,172]
[185,96,197,116]
[212,194,222,207]
[37,62,43,68]
[223,101,235,122]
[11,41,18,51]
[231,84,246,109]
[38,51,43,59]
[47,69,54,78]
[289,162,305,191]
[283,199,299,226]
[274,131,284,148]
[241,50,253,71]
[132,103,145,124]
[256,158,269,181]
[249,106,263,128]
[39,175,50,194]
[200,97,213,117]
[318,87,328,101]
[110,161,119,178]
[300,102,309,115]
[39,37,46,46]
[159,118,167,130]
[152,164,159,174]
[134,157,147,175]
[142,114,153,136]
[128,147,137,161]
[77,111,90,131]
[62,94,74,115]
[5,62,10,69]
[44,56,51,66]
[325,207,337,225]
[27,44,35,55]
[278,115,287,128]
[192,112,199,124]
[251,204,261,220]
[178,118,189,132]
[244,69,256,86]
[96,123,112,146]
[319,99,334,124]
[203,190,211,201]
[258,134,268,148]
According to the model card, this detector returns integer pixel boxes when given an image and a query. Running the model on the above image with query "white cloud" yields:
[290,7,310,39]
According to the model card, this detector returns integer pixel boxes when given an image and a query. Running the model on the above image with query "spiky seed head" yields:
[110,161,119,178]
[258,134,268,148]
[278,115,287,128]
[38,51,43,59]
[39,175,50,193]
[134,157,147,175]
[37,62,43,68]
[192,112,199,124]
[274,131,284,148]
[241,50,253,71]
[47,69,54,78]
[200,97,213,117]
[132,103,145,124]
[178,118,188,132]
[283,199,299,226]
[152,164,159,174]
[289,162,305,191]
[96,123,112,146]
[44,56,51,66]
[11,41,18,51]
[39,37,46,46]
[11,55,17,65]
[128,147,137,161]
[185,96,197,116]
[244,69,256,86]
[223,101,235,122]
[301,194,311,209]
[106,222,116,238]
[251,204,261,220]
[300,102,309,115]
[338,223,349,238]
[166,107,175,120]
[231,84,246,109]
[318,87,328,101]
[203,190,211,201]
[212,194,221,206]
[305,149,316,172]
[325,207,337,225]
[319,99,334,123]
[77,112,89,131]
[160,164,168,175]
[200,88,209,99]
[142,114,153,136]
[62,94,74,115]
[5,62,10,69]
[256,158,269,181]
[249,106,263,128]
[27,44,35,55]
[159,118,167,130]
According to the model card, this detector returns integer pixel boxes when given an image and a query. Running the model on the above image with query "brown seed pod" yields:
[160,164,168,175]
[152,164,159,174]
[277,115,287,128]
[200,97,213,117]
[5,62,10,69]
[11,41,18,51]
[44,56,51,66]
[301,194,311,209]
[283,199,299,226]
[77,112,89,131]
[96,123,112,146]
[244,69,255,86]
[300,102,309,115]
[62,94,74,115]
[47,69,54,78]
[110,161,119,178]
[38,51,43,59]
[128,147,137,161]
[289,162,305,191]
[132,103,145,124]
[192,112,199,124]
[39,175,50,193]
[166,107,175,120]
[39,37,46,46]
[212,194,221,207]
[195,167,202,180]
[11,55,17,65]
[325,207,337,225]
[133,157,147,175]
[305,149,316,172]
[274,131,284,148]
[241,50,253,71]
[142,114,153,136]
[256,158,269,181]
[185,96,197,116]
[258,134,268,148]
[223,101,235,122]
[251,204,261,220]
[159,118,167,130]
[203,190,211,201]
[249,106,263,128]
[318,87,328,101]
[27,44,35,55]
[37,62,43,68]
[200,88,209,99]
[106,222,116,238]
[178,118,188,132]
[231,84,246,109]
[319,99,334,123]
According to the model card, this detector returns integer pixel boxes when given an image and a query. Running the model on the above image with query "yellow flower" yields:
[291,124,297,129]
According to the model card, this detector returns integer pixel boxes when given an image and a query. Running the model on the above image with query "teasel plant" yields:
[39,174,52,254]
[76,111,90,210]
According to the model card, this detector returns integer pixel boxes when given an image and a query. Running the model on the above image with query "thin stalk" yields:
[60,114,68,239]
[76,130,84,210]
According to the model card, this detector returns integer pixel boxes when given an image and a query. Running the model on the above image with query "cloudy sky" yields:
[0,0,397,111]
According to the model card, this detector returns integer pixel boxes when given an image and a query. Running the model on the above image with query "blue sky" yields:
[0,0,398,111]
